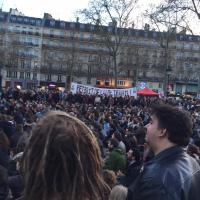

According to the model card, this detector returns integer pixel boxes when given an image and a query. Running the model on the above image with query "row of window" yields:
[19,60,38,69]
[1,10,200,42]
[10,16,42,26]
[6,71,64,82]
[42,32,94,43]
[8,24,200,51]
[19,36,40,45]
[10,25,41,35]
[45,74,62,82]
[5,25,200,53]
[96,80,126,86]
[6,71,37,79]
[47,20,200,42]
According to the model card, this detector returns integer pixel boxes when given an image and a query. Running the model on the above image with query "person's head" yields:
[109,185,127,200]
[112,132,122,142]
[102,170,117,189]
[145,103,192,154]
[187,144,200,159]
[126,148,141,163]
[108,138,119,151]
[23,111,109,200]
[135,127,146,145]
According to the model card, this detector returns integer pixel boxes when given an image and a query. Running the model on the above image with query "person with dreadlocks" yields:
[22,111,110,200]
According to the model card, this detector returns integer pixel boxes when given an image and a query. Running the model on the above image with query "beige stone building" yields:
[0,9,200,94]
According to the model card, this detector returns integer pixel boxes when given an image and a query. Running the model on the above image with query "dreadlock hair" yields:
[22,111,109,200]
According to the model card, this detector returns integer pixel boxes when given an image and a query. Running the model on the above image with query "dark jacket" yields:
[127,146,200,200]
[8,174,23,199]
[119,161,142,187]
[0,150,9,170]
[0,165,9,200]
[124,161,141,187]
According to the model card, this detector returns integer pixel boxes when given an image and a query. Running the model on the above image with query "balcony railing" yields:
[174,77,198,83]
[13,41,39,47]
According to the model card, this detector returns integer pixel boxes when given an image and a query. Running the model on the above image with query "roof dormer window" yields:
[50,20,55,27]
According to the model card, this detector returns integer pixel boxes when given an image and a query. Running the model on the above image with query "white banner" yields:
[197,94,200,99]
[70,82,137,97]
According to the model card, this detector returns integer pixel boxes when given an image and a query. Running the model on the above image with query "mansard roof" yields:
[0,10,199,42]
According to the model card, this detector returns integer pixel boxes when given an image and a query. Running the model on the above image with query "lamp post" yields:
[197,76,200,99]
[0,63,2,90]
[166,67,172,96]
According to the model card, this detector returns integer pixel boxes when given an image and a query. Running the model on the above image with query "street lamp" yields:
[0,63,2,90]
[166,67,172,96]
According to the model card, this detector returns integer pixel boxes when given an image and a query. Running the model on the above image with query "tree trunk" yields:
[113,55,118,88]
[66,64,73,91]
[66,75,71,91]
[197,76,200,96]
[163,41,169,96]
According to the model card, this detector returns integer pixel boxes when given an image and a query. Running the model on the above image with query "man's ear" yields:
[159,128,167,137]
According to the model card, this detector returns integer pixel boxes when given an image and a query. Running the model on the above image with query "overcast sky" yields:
[1,0,161,21]
[1,0,91,20]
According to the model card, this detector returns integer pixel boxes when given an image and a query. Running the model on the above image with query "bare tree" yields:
[165,0,200,21]
[4,35,19,69]
[65,31,80,90]
[145,1,184,95]
[0,29,5,68]
[41,47,53,73]
[78,0,139,88]
[92,47,112,77]
[146,0,200,34]
[41,31,81,90]
[0,28,6,87]
[118,45,141,86]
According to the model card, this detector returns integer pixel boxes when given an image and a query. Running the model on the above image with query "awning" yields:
[137,87,159,96]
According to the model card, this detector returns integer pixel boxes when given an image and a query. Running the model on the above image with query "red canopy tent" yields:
[137,87,159,96]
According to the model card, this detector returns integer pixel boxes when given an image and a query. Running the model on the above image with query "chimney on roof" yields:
[179,28,186,35]
[144,23,150,31]
[169,27,176,34]
[76,17,79,23]
[96,18,100,26]
[44,13,53,19]
[9,8,24,16]
[108,19,117,27]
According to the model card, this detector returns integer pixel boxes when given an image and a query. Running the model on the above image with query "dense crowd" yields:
[0,87,200,200]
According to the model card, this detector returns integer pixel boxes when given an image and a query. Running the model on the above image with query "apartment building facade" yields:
[0,9,200,94]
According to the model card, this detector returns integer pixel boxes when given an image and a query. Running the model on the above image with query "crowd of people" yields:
[0,87,200,200]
